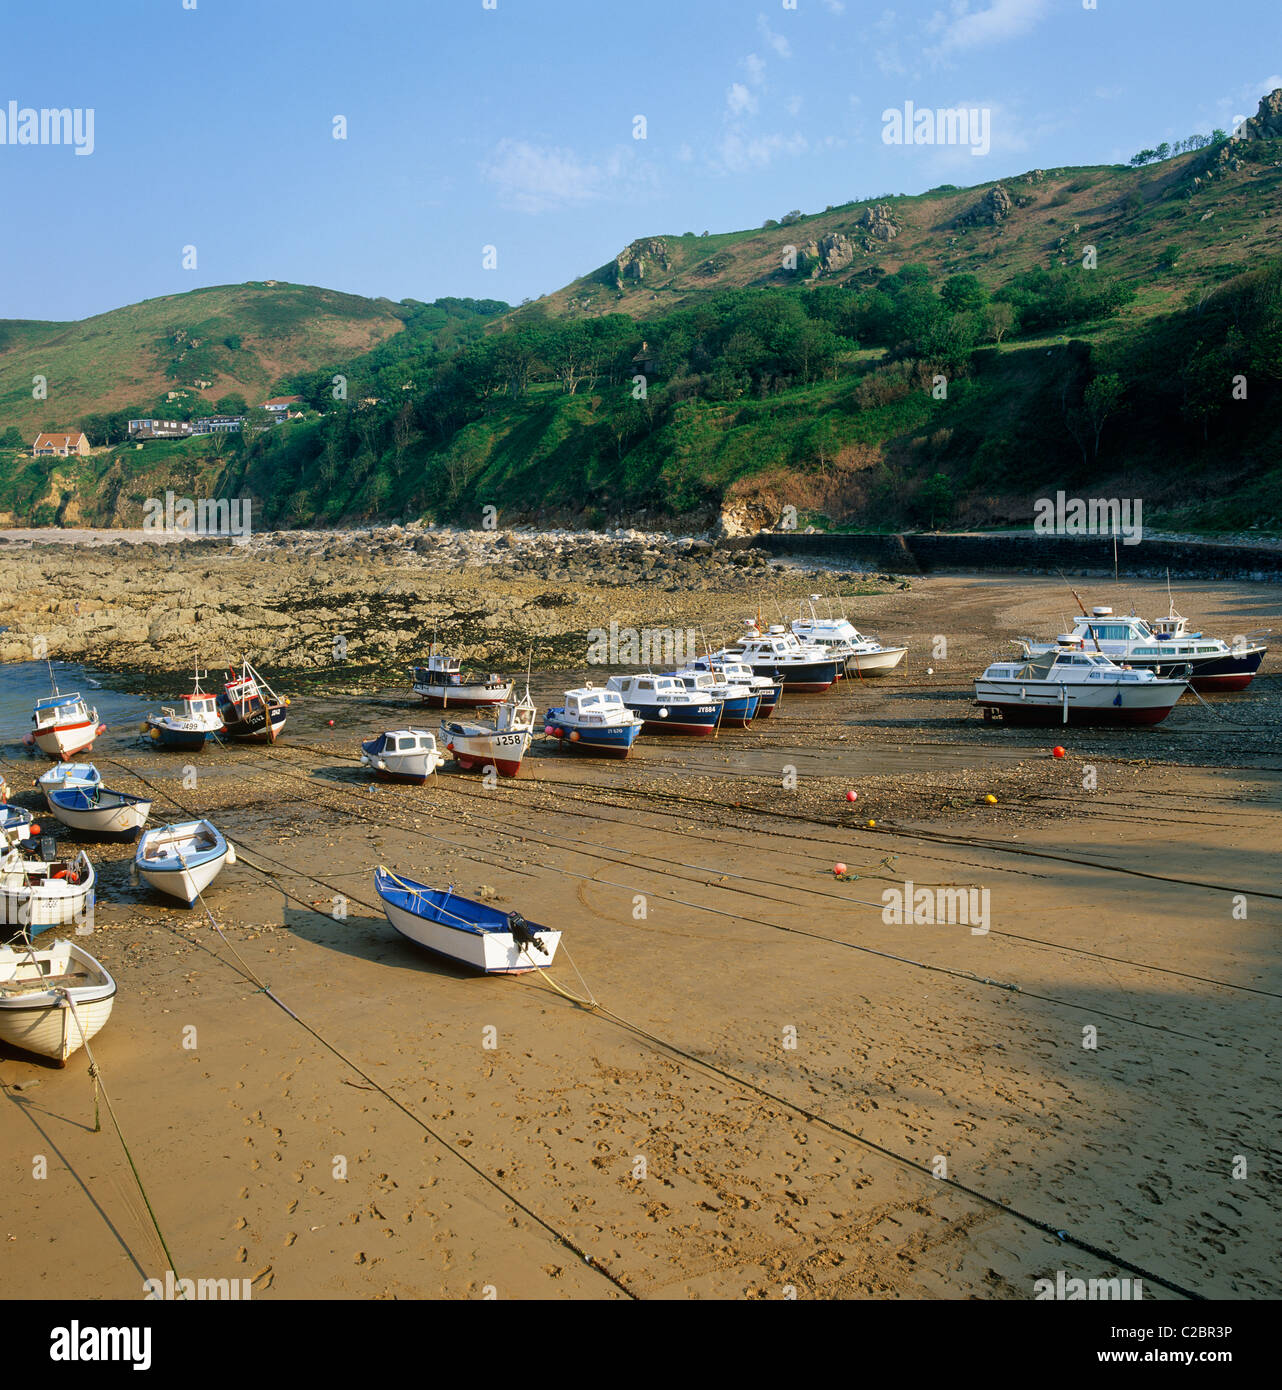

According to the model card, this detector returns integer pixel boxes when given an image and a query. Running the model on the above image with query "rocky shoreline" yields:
[0,523,908,680]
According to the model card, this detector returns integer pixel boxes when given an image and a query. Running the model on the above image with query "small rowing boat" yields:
[374,867,560,974]
[0,937,116,1064]
[134,819,233,905]
[37,763,100,810]
[47,785,151,840]
[360,729,446,784]
[0,804,35,842]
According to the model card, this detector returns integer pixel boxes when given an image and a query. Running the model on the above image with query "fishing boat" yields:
[736,627,842,693]
[37,763,100,810]
[47,785,151,840]
[374,867,560,974]
[1029,603,1267,693]
[669,669,759,727]
[134,820,233,905]
[216,657,288,741]
[690,653,781,717]
[440,690,536,777]
[0,804,36,841]
[605,674,722,735]
[543,688,644,757]
[0,937,116,1064]
[790,602,908,676]
[0,828,96,931]
[29,686,103,762]
[410,651,513,708]
[360,729,446,784]
[975,637,1188,726]
[143,668,224,751]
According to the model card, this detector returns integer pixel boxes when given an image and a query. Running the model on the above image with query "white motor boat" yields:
[0,937,116,1064]
[975,637,1188,726]
[134,820,233,905]
[360,729,446,784]
[790,602,908,676]
[30,690,102,761]
[410,651,513,708]
[142,668,224,751]
[735,625,842,692]
[0,829,96,932]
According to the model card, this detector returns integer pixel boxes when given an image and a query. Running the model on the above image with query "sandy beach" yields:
[1,540,1279,1300]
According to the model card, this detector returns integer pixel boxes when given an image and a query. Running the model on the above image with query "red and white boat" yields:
[410,651,513,708]
[440,691,536,777]
[29,683,103,762]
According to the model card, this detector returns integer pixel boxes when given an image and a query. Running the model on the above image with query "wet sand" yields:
[1,571,1280,1300]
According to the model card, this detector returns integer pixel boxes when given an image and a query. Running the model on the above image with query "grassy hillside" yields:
[3,98,1281,536]
[0,281,409,439]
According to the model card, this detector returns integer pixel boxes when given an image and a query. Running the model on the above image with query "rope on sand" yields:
[61,994,184,1295]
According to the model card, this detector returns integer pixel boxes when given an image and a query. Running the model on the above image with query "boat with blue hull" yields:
[691,654,781,717]
[374,868,560,974]
[736,628,842,693]
[47,786,151,841]
[544,688,643,758]
[605,674,722,735]
[669,669,759,727]
[143,669,224,751]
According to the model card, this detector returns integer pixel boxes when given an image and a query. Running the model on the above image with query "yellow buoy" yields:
[867,819,876,828]
[985,794,997,804]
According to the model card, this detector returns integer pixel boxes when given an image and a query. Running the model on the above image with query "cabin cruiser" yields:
[543,687,643,757]
[668,668,760,727]
[734,625,841,692]
[790,602,908,676]
[605,674,722,735]
[689,653,781,717]
[976,636,1187,726]
[1029,606,1265,692]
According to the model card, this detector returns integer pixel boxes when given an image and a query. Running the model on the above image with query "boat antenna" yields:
[46,658,58,696]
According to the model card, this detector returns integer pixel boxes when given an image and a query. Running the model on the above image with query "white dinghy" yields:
[0,937,116,1064]
[0,826,96,932]
[134,820,234,906]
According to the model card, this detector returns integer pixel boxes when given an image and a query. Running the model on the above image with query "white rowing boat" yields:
[0,938,116,1064]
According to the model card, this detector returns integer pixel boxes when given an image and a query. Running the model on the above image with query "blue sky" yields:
[0,0,1278,322]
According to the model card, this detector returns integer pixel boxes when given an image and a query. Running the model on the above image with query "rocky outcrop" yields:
[857,203,899,241]
[1190,89,1282,189]
[800,232,855,278]
[956,183,1013,226]
[611,237,671,290]
[1239,87,1282,141]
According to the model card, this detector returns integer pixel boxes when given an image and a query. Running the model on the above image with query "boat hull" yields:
[414,684,513,708]
[743,660,839,693]
[622,702,721,735]
[218,703,287,741]
[442,729,532,777]
[543,712,641,758]
[375,879,560,974]
[146,721,216,752]
[975,682,1182,727]
[33,720,99,761]
[47,791,151,840]
[135,823,231,905]
[0,942,116,1063]
[847,646,908,675]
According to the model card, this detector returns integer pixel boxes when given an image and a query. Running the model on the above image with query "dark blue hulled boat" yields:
[373,868,561,973]
[543,688,644,758]
[604,674,722,735]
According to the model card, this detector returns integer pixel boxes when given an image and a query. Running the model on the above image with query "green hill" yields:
[3,91,1281,536]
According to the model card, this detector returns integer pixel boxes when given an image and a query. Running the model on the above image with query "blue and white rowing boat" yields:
[134,819,234,905]
[0,804,35,841]
[373,867,560,974]
[543,687,643,758]
[37,763,101,810]
[47,786,151,840]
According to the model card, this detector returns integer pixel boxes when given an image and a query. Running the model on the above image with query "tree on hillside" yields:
[216,393,248,415]
[984,301,1017,344]
[941,274,988,315]
[1,426,24,449]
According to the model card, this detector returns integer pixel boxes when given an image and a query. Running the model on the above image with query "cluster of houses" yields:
[27,397,305,455]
